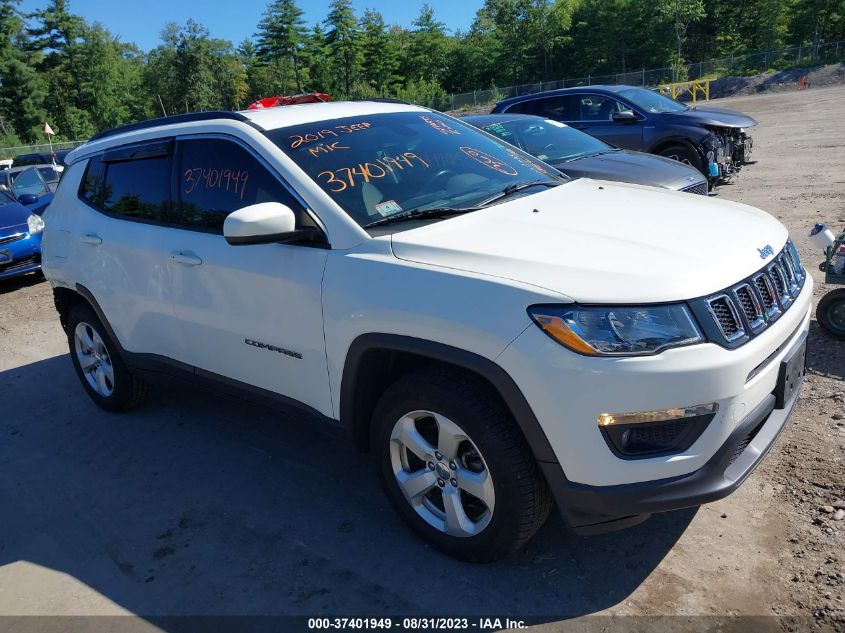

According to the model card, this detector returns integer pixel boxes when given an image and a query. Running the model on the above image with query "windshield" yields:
[617,87,687,113]
[479,118,611,163]
[271,111,559,229]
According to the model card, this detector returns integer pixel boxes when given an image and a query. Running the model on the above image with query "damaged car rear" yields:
[492,85,756,186]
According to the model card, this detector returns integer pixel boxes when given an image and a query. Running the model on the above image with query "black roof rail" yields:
[350,97,410,105]
[89,111,253,142]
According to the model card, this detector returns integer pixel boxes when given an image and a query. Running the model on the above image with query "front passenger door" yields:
[167,135,332,416]
[569,94,643,150]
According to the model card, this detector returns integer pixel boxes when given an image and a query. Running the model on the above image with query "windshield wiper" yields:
[364,179,561,229]
[473,179,560,208]
[365,206,474,229]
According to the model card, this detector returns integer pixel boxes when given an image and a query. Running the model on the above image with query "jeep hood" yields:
[390,179,788,303]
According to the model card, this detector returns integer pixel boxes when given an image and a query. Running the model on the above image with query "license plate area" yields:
[0,250,10,264]
[775,334,807,409]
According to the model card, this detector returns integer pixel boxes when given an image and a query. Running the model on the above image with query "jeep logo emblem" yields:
[758,244,774,259]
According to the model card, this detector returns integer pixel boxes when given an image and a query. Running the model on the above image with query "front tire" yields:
[66,303,148,411]
[817,289,845,340]
[373,366,552,562]
[658,143,705,176]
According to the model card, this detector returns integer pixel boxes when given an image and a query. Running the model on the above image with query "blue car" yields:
[0,190,44,281]
[0,165,57,215]
[491,85,757,184]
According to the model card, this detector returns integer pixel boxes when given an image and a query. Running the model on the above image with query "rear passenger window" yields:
[102,157,172,222]
[177,138,302,233]
[79,149,173,223]
[531,96,578,121]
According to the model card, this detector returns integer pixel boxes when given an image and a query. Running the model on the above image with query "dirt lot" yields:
[1,86,844,632]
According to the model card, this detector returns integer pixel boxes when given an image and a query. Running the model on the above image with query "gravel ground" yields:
[0,86,843,632]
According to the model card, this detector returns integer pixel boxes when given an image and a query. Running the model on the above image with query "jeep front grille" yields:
[734,283,765,331]
[689,241,805,349]
[706,294,744,341]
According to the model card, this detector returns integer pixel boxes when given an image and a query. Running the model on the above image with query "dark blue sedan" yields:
[0,190,44,281]
[491,85,756,184]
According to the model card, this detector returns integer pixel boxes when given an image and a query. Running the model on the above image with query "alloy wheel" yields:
[389,410,495,537]
[74,322,115,397]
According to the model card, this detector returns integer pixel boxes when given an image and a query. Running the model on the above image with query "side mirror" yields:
[224,202,321,246]
[612,110,639,124]
[17,193,39,206]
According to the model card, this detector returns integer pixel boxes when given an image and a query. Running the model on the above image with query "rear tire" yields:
[372,366,552,562]
[658,143,705,176]
[66,303,148,411]
[817,289,845,340]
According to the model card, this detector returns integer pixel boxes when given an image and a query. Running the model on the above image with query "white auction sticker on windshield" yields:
[545,119,567,128]
[374,200,403,216]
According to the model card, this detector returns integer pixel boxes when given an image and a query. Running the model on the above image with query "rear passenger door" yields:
[167,135,332,416]
[73,140,184,357]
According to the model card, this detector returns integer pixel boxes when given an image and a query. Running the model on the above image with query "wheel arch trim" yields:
[649,136,707,163]
[340,333,559,464]
[71,283,128,353]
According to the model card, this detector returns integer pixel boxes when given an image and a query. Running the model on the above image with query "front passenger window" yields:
[580,96,626,121]
[177,138,303,233]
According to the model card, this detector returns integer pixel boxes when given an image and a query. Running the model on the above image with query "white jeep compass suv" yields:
[41,101,811,562]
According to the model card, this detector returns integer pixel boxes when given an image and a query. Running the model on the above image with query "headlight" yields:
[27,214,44,234]
[528,304,703,356]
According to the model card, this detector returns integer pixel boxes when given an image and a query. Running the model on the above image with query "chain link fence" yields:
[0,139,87,161]
[444,40,845,111]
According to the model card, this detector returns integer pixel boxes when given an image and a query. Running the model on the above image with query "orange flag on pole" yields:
[43,122,55,136]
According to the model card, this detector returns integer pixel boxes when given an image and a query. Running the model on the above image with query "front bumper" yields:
[542,334,803,534]
[0,232,42,281]
[497,273,811,533]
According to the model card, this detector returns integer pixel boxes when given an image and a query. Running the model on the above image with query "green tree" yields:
[256,0,307,92]
[659,0,705,70]
[790,0,845,46]
[324,0,360,97]
[407,3,451,82]
[75,24,146,130]
[358,9,399,94]
[27,0,90,137]
[302,23,332,92]
[0,0,47,141]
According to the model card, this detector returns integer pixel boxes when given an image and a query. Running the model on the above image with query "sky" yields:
[18,0,484,51]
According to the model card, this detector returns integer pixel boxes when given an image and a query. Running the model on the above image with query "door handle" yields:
[171,251,203,266]
[80,233,102,245]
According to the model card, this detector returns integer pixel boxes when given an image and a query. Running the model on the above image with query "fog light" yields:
[597,404,718,427]
[598,403,719,459]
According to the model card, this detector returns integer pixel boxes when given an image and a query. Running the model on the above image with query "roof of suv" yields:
[69,100,425,166]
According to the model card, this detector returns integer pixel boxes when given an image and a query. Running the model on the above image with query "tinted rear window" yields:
[102,157,172,221]
[80,153,173,223]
